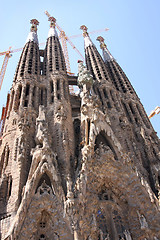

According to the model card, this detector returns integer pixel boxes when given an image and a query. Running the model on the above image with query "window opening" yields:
[25,84,30,96]
[14,85,22,110]
[87,119,90,145]
[103,89,108,99]
[40,89,43,105]
[57,79,60,91]
[8,177,12,197]
[122,102,132,123]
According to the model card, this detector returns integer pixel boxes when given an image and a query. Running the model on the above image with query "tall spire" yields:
[14,19,40,81]
[80,25,93,49]
[43,16,66,74]
[25,19,39,45]
[80,25,111,82]
[48,16,58,38]
[97,36,114,62]
[97,36,136,94]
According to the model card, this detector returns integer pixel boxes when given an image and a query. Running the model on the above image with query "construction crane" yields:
[0,47,12,91]
[148,106,160,119]
[0,47,23,91]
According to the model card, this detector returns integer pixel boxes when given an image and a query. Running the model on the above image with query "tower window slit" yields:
[20,44,29,76]
[50,81,54,103]
[57,93,60,100]
[44,88,47,107]
[56,129,59,146]
[14,85,22,110]
[110,90,115,102]
[57,79,60,91]
[122,102,132,123]
[24,100,28,107]
[87,119,90,145]
[0,149,5,177]
[111,62,127,93]
[5,147,10,169]
[86,53,95,79]
[49,39,52,72]
[28,46,34,74]
[25,84,30,96]
[59,45,66,71]
[97,88,104,105]
[136,104,150,128]
[92,84,97,94]
[103,88,108,99]
[50,81,54,93]
[43,49,47,75]
[56,65,59,70]
[40,89,43,105]
[14,138,19,161]
[8,177,12,197]
[24,84,30,107]
[129,103,139,125]
[32,86,36,107]
[107,102,112,109]
[89,47,102,79]
[108,63,119,90]
[8,90,15,114]
[51,96,54,103]
[35,47,38,74]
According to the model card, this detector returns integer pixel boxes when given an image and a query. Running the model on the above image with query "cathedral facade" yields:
[0,17,160,240]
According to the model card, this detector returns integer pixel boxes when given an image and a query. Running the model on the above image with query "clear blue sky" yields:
[0,0,160,136]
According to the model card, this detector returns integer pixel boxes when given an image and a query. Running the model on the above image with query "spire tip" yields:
[80,25,89,37]
[30,19,39,33]
[48,16,56,28]
[97,36,107,50]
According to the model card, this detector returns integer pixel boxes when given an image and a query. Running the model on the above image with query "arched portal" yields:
[94,131,118,160]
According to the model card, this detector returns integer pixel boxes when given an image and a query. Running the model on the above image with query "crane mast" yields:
[0,47,12,90]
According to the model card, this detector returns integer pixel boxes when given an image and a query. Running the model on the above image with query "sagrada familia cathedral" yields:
[0,16,160,240]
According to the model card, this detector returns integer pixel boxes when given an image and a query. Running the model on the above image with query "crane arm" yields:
[66,37,84,60]
[149,106,160,119]
[70,28,109,39]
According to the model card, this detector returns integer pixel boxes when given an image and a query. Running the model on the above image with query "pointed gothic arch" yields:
[94,130,118,160]
[35,173,54,195]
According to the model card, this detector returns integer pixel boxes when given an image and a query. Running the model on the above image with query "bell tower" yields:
[0,19,41,238]
[43,16,75,194]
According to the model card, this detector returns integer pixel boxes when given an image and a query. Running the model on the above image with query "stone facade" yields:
[0,19,160,240]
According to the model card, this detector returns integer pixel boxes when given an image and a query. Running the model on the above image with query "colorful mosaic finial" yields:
[80,25,89,37]
[30,19,39,32]
[48,16,56,28]
[25,19,39,44]
[80,25,93,49]
[96,36,107,49]
[97,36,114,62]
[47,16,58,38]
